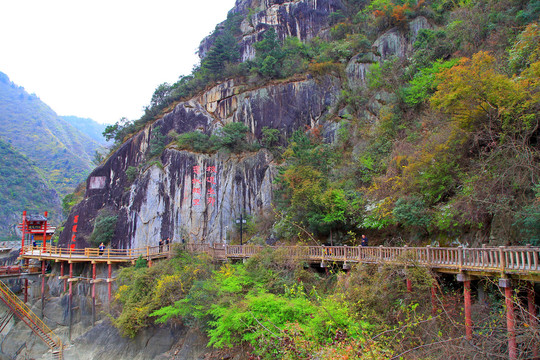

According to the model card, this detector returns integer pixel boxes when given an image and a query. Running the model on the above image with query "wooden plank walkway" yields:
[18,244,540,281]
[188,244,540,281]
[19,245,171,263]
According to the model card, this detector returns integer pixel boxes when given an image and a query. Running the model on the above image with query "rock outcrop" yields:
[199,0,343,61]
[59,76,340,248]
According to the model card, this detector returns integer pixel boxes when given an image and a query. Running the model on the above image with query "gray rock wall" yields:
[59,76,339,248]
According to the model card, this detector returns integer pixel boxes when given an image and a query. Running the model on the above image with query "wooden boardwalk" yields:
[19,245,171,263]
[187,244,540,281]
[18,243,540,281]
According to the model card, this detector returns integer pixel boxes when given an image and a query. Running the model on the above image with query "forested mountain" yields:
[0,71,106,238]
[0,72,103,194]
[61,115,109,146]
[0,138,61,240]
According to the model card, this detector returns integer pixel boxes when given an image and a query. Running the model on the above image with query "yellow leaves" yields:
[431,51,538,136]
[115,285,129,301]
[156,274,184,295]
[218,263,235,277]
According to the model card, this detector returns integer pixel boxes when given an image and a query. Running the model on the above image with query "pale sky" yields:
[0,0,238,124]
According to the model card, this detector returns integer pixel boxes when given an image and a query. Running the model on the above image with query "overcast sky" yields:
[0,0,238,124]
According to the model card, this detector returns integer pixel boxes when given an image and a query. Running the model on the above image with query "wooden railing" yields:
[0,280,63,355]
[19,243,540,275]
[20,244,170,261]
[188,244,540,275]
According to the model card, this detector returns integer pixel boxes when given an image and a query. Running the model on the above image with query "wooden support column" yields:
[69,262,73,341]
[92,262,96,326]
[61,262,66,293]
[457,273,473,340]
[406,278,413,293]
[20,211,26,255]
[464,280,472,340]
[527,282,538,359]
[42,211,48,252]
[500,278,517,360]
[41,260,45,318]
[24,259,29,303]
[108,263,112,303]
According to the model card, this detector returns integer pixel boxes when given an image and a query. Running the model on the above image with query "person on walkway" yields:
[361,235,368,247]
[159,239,163,252]
[165,237,170,251]
[99,242,105,255]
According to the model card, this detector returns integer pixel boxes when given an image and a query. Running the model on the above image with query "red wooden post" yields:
[527,283,538,358]
[500,278,517,360]
[42,211,48,252]
[68,262,73,341]
[41,260,46,296]
[464,280,473,340]
[24,259,29,303]
[92,262,96,325]
[61,262,66,293]
[20,211,27,254]
[69,263,73,296]
[108,263,112,303]
[406,278,413,293]
[92,263,96,298]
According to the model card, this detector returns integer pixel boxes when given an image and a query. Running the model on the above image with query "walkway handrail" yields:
[0,280,63,353]
[221,244,540,273]
[20,244,169,262]
[19,244,540,274]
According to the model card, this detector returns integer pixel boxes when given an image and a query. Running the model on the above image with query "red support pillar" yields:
[527,283,538,358]
[42,211,48,252]
[20,211,27,255]
[457,273,473,340]
[500,278,517,360]
[464,280,473,340]
[24,278,28,303]
[68,262,73,341]
[69,263,73,294]
[61,262,66,293]
[108,263,112,303]
[41,260,45,296]
[24,259,28,303]
[92,263,96,325]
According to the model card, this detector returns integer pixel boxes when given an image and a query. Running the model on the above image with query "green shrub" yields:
[125,166,139,183]
[402,59,459,107]
[176,131,213,153]
[89,209,118,246]
[216,122,250,153]
[147,125,166,159]
[392,196,432,230]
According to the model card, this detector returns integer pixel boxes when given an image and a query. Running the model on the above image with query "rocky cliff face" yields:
[59,76,340,247]
[59,5,430,249]
[199,0,343,61]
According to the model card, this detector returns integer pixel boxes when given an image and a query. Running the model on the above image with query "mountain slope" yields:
[0,138,61,240]
[61,115,109,146]
[0,72,102,194]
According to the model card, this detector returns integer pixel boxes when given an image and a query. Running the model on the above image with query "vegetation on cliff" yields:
[99,0,539,246]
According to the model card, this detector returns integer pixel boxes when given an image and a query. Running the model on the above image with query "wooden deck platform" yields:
[18,243,540,282]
